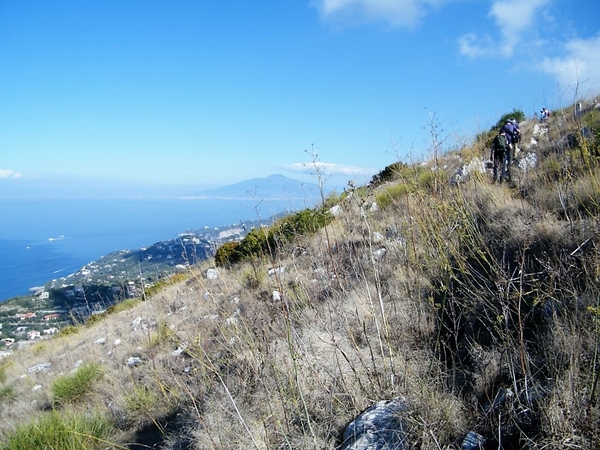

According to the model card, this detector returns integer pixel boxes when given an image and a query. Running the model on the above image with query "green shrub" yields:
[491,108,526,131]
[106,297,141,314]
[0,385,14,404]
[476,108,527,150]
[123,386,160,425]
[370,161,406,186]
[57,325,80,337]
[275,208,331,240]
[4,410,113,450]
[539,155,565,182]
[144,273,189,298]
[0,363,7,384]
[215,208,333,267]
[238,227,270,259]
[418,168,444,192]
[376,183,411,209]
[215,241,242,268]
[51,363,104,406]
[85,313,105,326]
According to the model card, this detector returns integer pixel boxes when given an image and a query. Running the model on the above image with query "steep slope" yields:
[1,98,600,449]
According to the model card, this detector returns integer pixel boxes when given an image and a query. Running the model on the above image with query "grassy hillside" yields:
[1,97,600,449]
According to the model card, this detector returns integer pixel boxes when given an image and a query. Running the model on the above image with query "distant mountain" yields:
[197,174,326,202]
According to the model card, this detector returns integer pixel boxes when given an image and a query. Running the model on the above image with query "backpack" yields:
[493,133,508,151]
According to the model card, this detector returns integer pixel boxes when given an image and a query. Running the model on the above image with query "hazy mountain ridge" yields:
[197,174,325,201]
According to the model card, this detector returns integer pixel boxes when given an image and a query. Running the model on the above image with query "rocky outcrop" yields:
[340,397,408,450]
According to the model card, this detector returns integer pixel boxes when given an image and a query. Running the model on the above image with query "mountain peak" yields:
[198,174,324,201]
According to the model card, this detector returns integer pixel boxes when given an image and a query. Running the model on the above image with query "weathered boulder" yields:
[206,268,219,280]
[126,356,143,367]
[340,397,408,450]
[27,362,52,374]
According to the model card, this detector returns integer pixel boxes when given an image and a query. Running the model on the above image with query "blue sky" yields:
[1,0,598,197]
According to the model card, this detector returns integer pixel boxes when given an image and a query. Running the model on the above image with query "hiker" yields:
[491,129,510,182]
[501,119,521,165]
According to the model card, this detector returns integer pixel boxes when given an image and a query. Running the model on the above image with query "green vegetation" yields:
[3,411,113,450]
[0,385,14,404]
[491,107,526,131]
[215,207,333,267]
[51,363,105,406]
[370,161,407,186]
[57,325,80,337]
[144,273,189,298]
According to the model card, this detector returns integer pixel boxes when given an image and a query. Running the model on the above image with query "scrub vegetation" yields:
[1,97,600,449]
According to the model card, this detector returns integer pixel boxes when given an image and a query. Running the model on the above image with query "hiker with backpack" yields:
[501,119,521,166]
[491,129,510,182]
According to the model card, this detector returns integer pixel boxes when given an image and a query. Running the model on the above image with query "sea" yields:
[0,197,300,302]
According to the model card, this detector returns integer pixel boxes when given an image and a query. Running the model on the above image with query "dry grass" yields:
[2,102,600,449]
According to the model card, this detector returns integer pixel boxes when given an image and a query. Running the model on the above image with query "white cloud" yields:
[284,161,376,176]
[458,33,494,59]
[491,0,551,56]
[537,34,600,96]
[458,0,551,58]
[0,169,22,179]
[311,0,449,28]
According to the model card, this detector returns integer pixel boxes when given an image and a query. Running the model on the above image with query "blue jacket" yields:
[501,122,520,144]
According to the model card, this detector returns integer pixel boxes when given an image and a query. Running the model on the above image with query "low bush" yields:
[214,241,242,268]
[123,386,160,426]
[51,363,104,406]
[106,297,141,314]
[0,363,7,384]
[215,208,332,267]
[57,325,79,337]
[4,410,113,450]
[144,273,189,298]
[370,161,406,186]
[0,385,14,404]
[375,183,411,209]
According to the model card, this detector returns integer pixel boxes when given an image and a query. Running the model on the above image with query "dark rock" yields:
[461,430,485,449]
[340,397,408,450]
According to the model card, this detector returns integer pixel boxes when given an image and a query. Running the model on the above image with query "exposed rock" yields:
[341,397,408,450]
[518,152,537,172]
[372,232,385,243]
[330,205,343,216]
[373,248,387,261]
[272,290,281,301]
[27,362,52,374]
[95,337,107,345]
[172,344,188,357]
[206,268,219,280]
[268,267,285,276]
[127,356,143,367]
[461,431,485,449]
[131,317,146,331]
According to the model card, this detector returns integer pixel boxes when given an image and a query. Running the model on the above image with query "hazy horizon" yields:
[2,1,597,198]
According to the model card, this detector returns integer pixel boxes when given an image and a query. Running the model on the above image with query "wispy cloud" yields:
[311,0,450,28]
[283,161,376,176]
[536,34,600,95]
[458,0,552,58]
[0,169,22,179]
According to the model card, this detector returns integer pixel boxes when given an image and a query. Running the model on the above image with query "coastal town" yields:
[0,221,254,356]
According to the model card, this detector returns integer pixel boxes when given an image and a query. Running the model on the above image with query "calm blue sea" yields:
[0,198,297,302]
